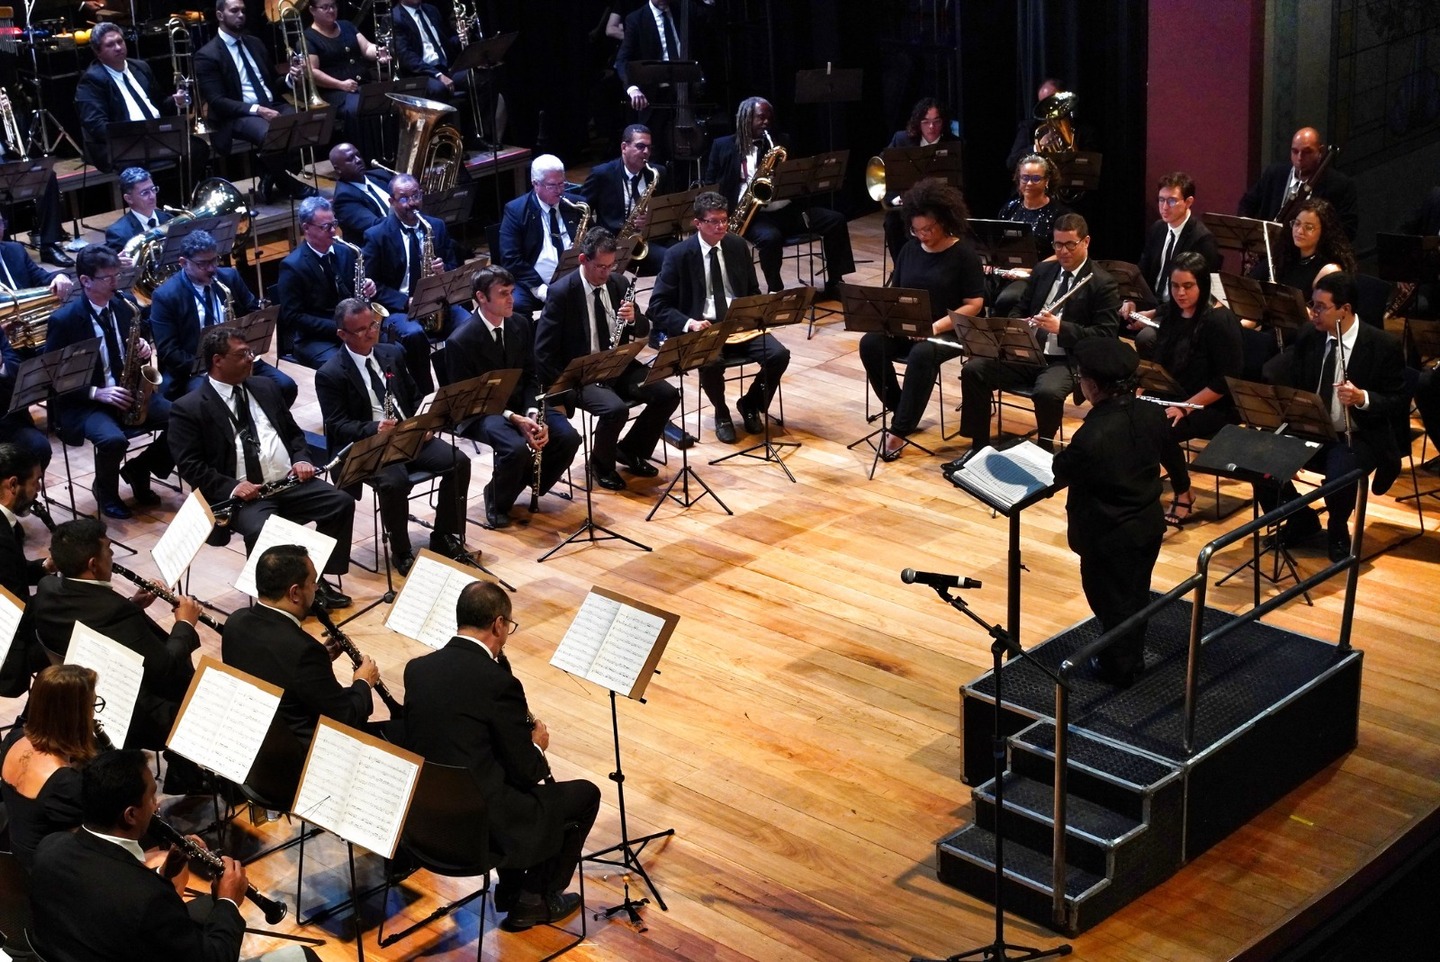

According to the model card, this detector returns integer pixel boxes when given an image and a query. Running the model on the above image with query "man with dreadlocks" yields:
[704,96,855,297]
[1051,337,1173,688]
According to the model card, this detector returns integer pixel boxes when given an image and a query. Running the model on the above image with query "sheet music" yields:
[384,553,482,649]
[0,587,23,673]
[66,623,146,750]
[292,722,419,858]
[1211,272,1229,308]
[953,442,1056,511]
[234,515,338,599]
[165,664,281,784]
[550,590,668,696]
[151,490,215,589]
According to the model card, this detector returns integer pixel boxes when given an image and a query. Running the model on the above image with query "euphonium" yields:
[730,143,786,236]
[278,0,327,110]
[617,164,659,260]
[0,287,59,351]
[0,87,29,162]
[383,93,463,193]
[334,237,389,318]
[561,196,590,249]
[1033,90,1077,156]
[166,16,206,137]
[126,178,251,299]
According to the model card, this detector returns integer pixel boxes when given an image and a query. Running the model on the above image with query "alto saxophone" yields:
[335,238,389,318]
[617,164,660,260]
[213,277,235,326]
[560,196,590,248]
[414,217,442,334]
[529,394,545,513]
[730,141,787,237]
[117,299,157,427]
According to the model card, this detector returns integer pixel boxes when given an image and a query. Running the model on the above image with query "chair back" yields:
[1355,273,1392,329]
[0,850,32,952]
[399,761,492,878]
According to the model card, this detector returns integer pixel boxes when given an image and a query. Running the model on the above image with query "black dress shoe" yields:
[714,417,737,444]
[255,173,275,203]
[283,173,319,199]
[617,450,659,478]
[483,483,512,528]
[1087,655,1142,688]
[663,421,697,449]
[41,243,74,267]
[592,465,627,491]
[393,553,416,576]
[736,397,763,434]
[94,490,132,520]
[119,461,160,505]
[314,580,352,609]
[1280,508,1322,547]
[1327,529,1352,563]
[500,891,583,932]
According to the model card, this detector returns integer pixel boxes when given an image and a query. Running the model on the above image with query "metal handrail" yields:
[1045,468,1367,929]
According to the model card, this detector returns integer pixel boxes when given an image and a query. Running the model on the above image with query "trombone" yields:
[371,0,396,82]
[166,16,206,138]
[278,0,327,111]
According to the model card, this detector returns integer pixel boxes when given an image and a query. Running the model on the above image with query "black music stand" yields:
[151,214,242,283]
[107,117,188,193]
[0,158,56,249]
[357,80,410,162]
[407,258,482,327]
[550,234,640,285]
[11,338,101,515]
[643,185,704,247]
[970,218,1039,277]
[1095,259,1158,311]
[451,28,517,147]
[539,341,652,563]
[1053,150,1102,199]
[950,312,1048,443]
[422,181,476,230]
[258,107,336,202]
[1203,212,1286,275]
[643,322,735,519]
[1217,272,1309,345]
[709,288,814,481]
[882,143,965,197]
[219,306,279,358]
[839,283,940,477]
[794,65,862,152]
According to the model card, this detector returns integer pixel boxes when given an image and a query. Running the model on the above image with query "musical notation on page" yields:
[550,587,680,700]
[293,719,422,859]
[151,490,216,590]
[384,549,485,649]
[234,515,339,599]
[0,586,24,673]
[165,657,283,785]
[66,623,147,750]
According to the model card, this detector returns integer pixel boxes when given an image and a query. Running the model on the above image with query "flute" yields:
[1028,273,1093,326]
[110,562,227,632]
[149,815,289,924]
[983,264,1031,281]
[1125,310,1160,330]
[1136,395,1207,410]
[311,603,405,718]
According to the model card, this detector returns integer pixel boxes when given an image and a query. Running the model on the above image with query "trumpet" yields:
[166,17,206,137]
[110,562,227,633]
[312,604,404,717]
[0,86,29,162]
[148,816,290,924]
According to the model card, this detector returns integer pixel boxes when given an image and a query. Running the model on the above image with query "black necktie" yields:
[497,652,512,674]
[201,284,218,327]
[1319,339,1337,409]
[1157,231,1176,300]
[118,70,158,120]
[98,307,124,381]
[1057,270,1073,300]
[593,285,610,350]
[418,9,448,69]
[367,357,390,412]
[232,385,264,483]
[233,37,268,106]
[10,516,23,546]
[548,206,564,254]
[365,179,388,214]
[709,246,728,322]
[661,8,680,59]
[629,173,642,212]
[146,216,158,229]
[320,250,339,299]
[406,227,422,294]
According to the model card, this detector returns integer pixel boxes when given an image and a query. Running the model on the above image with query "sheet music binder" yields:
[549,586,679,701]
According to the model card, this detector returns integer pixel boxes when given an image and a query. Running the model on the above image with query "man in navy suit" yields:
[316,298,470,572]
[277,196,378,370]
[704,96,854,297]
[362,173,462,393]
[328,142,394,241]
[104,167,174,256]
[535,228,678,491]
[499,154,586,317]
[446,266,580,528]
[959,212,1121,452]
[391,0,496,135]
[75,23,209,174]
[44,245,172,520]
[1238,126,1358,240]
[579,124,673,275]
[0,211,73,355]
[649,191,789,444]
[149,229,297,404]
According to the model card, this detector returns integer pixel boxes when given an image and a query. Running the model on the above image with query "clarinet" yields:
[526,711,556,785]
[30,498,57,532]
[210,443,353,528]
[529,394,545,513]
[311,604,405,718]
[149,815,290,924]
[110,562,227,632]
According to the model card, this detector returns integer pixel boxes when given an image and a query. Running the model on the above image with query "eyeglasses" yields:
[1290,220,1320,235]
[909,221,944,238]
[1157,196,1183,207]
[226,347,257,359]
[94,695,106,714]
[307,221,340,233]
[342,320,382,335]
[1018,174,1045,184]
[501,616,520,634]
[188,256,219,268]
[698,216,729,227]
[90,272,121,283]
[1053,239,1084,253]
[1307,300,1337,314]
[626,142,652,151]
[131,185,159,198]
[536,180,567,192]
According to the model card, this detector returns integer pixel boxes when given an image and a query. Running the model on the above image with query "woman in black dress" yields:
[1146,251,1244,526]
[304,0,391,143]
[993,153,1070,316]
[858,178,985,460]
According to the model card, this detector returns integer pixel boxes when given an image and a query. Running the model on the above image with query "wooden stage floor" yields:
[5,211,1439,961]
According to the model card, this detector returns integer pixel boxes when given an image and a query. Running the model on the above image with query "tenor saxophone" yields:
[117,299,158,427]
[730,142,786,237]
[213,277,235,326]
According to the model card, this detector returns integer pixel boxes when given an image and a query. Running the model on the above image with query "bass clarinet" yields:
[110,562,227,632]
[311,603,405,718]
[149,816,290,924]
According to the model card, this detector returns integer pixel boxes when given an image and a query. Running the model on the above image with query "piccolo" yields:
[311,603,405,719]
[1125,311,1160,330]
[149,815,289,924]
[1029,273,1093,325]
[211,443,353,527]
[110,562,227,632]
[1137,395,1207,410]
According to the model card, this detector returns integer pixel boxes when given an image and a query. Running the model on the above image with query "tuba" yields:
[1033,90,1077,156]
[0,287,59,350]
[730,141,786,237]
[278,0,327,111]
[125,178,252,300]
[617,164,659,260]
[383,93,464,193]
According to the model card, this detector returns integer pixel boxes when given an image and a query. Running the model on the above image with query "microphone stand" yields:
[908,580,1071,962]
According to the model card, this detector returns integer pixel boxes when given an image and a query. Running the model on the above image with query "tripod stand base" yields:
[910,939,1072,962]
[539,518,652,563]
[584,827,675,911]
[848,425,934,479]
[710,436,800,482]
[647,462,732,519]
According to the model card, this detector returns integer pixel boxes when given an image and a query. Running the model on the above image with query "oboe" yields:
[529,393,545,513]
[311,603,405,718]
[110,562,227,632]
[149,815,290,924]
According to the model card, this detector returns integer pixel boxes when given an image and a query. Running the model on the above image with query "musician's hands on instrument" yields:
[1336,380,1367,408]
[1030,310,1061,334]
[353,653,380,688]
[94,385,135,410]
[323,637,344,662]
[174,594,202,626]
[428,255,446,274]
[49,274,74,299]
[617,298,636,323]
[129,588,158,609]
[684,318,711,332]
[626,85,649,110]
[232,480,263,502]
[340,78,360,93]
[1165,405,1188,426]
[171,90,190,108]
[438,73,455,91]
[531,718,551,751]
[214,855,249,907]
[118,252,136,269]
[361,277,377,299]
[255,106,280,122]
[291,461,318,482]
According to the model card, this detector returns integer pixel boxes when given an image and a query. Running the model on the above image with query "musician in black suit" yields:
[361,174,463,393]
[169,328,355,609]
[1,324,54,469]
[578,125,673,275]
[401,581,599,932]
[499,155,586,316]
[316,298,471,571]
[0,91,73,267]
[75,23,209,174]
[44,245,171,521]
[276,196,370,369]
[0,444,50,697]
[705,97,855,297]
[195,0,314,201]
[30,750,304,962]
[1259,272,1410,562]
[222,544,378,744]
[649,190,788,444]
[959,213,1121,452]
[390,0,465,100]
[535,228,677,491]
[328,142,393,241]
[0,211,73,304]
[880,97,960,262]
[104,167,174,256]
[1051,339,1170,687]
[32,518,202,751]
[614,0,712,160]
[446,266,580,528]
[149,229,296,404]
[1122,172,1222,347]
[1238,126,1358,240]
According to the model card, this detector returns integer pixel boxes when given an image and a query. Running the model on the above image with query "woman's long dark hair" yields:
[1276,197,1356,277]
[1154,251,1212,378]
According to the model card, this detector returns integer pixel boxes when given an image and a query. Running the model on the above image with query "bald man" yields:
[1238,126,1358,239]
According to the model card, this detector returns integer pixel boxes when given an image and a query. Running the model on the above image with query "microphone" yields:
[901,568,981,590]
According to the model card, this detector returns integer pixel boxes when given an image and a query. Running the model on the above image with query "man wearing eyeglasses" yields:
[316,298,471,575]
[499,155,587,316]
[959,212,1120,453]
[1238,126,1358,240]
[170,328,356,610]
[104,167,173,257]
[1258,271,1407,561]
[278,196,381,371]
[1122,172,1221,344]
[149,229,297,405]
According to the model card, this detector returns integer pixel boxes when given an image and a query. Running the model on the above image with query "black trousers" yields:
[498,777,601,897]
[372,437,471,556]
[575,360,680,469]
[229,478,356,575]
[960,355,1074,447]
[1080,535,1161,679]
[698,332,789,418]
[468,408,581,512]
[745,204,855,293]
[858,332,962,436]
